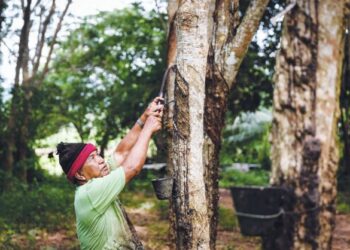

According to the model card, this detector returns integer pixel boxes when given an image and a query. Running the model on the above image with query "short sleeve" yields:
[85,167,126,214]
[107,152,120,171]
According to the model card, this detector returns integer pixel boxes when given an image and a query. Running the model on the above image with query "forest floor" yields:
[8,189,350,249]
[216,189,350,250]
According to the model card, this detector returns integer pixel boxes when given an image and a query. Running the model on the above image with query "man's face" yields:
[80,151,110,180]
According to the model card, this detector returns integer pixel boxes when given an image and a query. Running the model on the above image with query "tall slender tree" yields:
[3,0,71,183]
[266,0,347,249]
[166,1,211,248]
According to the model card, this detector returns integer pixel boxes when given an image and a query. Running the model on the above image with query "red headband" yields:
[67,143,97,182]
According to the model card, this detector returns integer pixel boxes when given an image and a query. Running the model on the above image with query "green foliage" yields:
[152,200,169,220]
[218,206,238,231]
[0,172,75,235]
[0,86,7,161]
[337,192,350,214]
[0,0,9,57]
[219,169,270,189]
[337,157,350,191]
[338,16,350,190]
[220,109,272,169]
[46,5,166,147]
[222,1,284,170]
[229,1,283,117]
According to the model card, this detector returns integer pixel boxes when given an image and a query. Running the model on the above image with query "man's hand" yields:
[143,97,164,118]
[143,107,163,134]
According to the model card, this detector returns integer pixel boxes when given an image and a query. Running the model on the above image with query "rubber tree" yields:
[265,0,348,249]
[166,0,270,248]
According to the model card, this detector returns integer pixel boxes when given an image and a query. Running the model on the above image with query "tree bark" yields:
[167,1,211,249]
[4,0,32,178]
[204,0,269,248]
[267,0,346,249]
[166,0,269,248]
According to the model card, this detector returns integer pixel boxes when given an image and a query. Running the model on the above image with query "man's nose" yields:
[98,156,105,164]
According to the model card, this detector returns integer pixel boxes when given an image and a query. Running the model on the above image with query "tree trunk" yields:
[3,0,71,184]
[267,1,346,249]
[204,0,269,248]
[166,0,269,248]
[3,0,32,178]
[167,1,211,249]
[166,1,178,247]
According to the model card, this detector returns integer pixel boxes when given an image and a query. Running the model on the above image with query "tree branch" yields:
[32,0,42,10]
[38,0,71,85]
[15,0,32,86]
[154,0,167,32]
[33,0,56,74]
[221,0,270,88]
[22,2,33,86]
[32,4,44,67]
[1,40,17,57]
[166,0,179,65]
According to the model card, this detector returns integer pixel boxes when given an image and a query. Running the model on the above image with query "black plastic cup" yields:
[152,177,174,200]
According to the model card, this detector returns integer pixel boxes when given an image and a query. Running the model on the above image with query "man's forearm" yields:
[121,129,152,182]
[115,97,163,165]
[115,114,147,158]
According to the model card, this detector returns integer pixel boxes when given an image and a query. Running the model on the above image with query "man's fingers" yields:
[154,96,164,102]
[152,106,164,113]
[152,113,163,120]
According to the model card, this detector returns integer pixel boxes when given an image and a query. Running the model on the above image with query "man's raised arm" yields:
[114,97,164,166]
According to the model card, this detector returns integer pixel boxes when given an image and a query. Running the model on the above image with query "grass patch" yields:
[119,191,153,208]
[218,206,238,231]
[0,174,77,247]
[0,175,75,233]
[146,220,170,249]
[219,169,269,188]
[151,200,169,220]
[337,192,350,214]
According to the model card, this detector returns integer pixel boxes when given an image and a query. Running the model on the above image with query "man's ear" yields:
[75,170,86,181]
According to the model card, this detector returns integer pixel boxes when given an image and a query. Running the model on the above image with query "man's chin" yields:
[101,168,110,177]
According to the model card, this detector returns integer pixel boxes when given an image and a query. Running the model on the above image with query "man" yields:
[56,97,164,249]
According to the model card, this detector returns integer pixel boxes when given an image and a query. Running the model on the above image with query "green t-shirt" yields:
[74,154,135,249]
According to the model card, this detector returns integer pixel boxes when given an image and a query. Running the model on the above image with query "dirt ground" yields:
[217,189,350,250]
[8,189,350,249]
[131,189,350,249]
[133,189,350,249]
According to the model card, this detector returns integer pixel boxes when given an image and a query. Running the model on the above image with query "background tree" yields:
[266,0,347,249]
[0,0,7,175]
[1,0,71,186]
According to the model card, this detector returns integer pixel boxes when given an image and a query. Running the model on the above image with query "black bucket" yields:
[230,186,289,236]
[152,177,174,200]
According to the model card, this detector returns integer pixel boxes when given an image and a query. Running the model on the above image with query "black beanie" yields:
[56,142,86,175]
